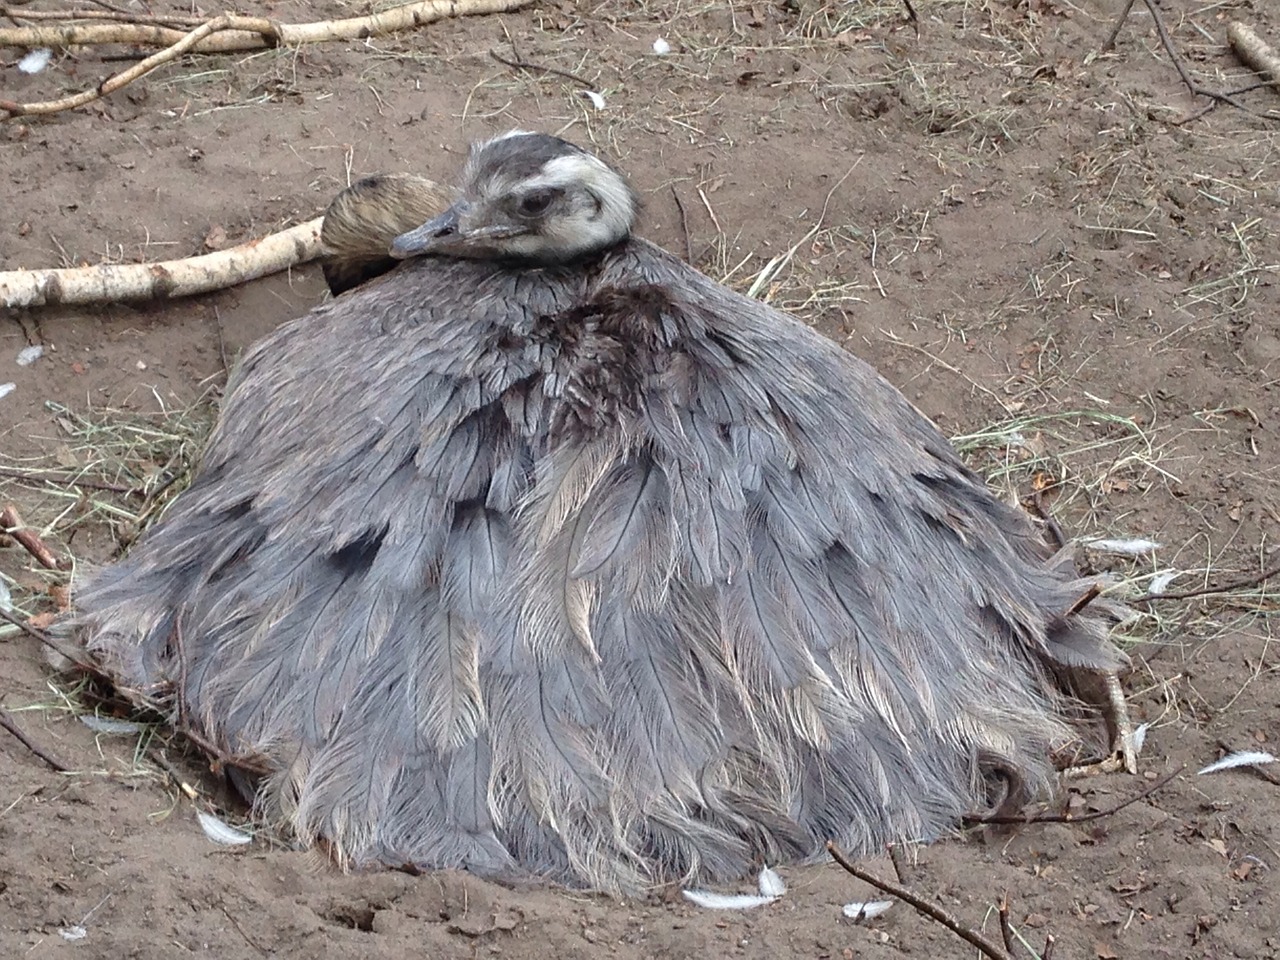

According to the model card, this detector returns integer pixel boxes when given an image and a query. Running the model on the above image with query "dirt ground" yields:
[2,0,1280,956]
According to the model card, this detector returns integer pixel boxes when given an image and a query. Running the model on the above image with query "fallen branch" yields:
[1,15,249,119]
[1101,0,1277,120]
[826,841,1011,960]
[0,503,65,570]
[0,218,322,308]
[0,0,533,54]
[1227,22,1280,92]
[0,707,71,773]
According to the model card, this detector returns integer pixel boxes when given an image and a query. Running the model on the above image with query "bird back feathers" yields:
[67,236,1125,894]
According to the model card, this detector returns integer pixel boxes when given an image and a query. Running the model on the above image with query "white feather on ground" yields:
[1198,751,1277,775]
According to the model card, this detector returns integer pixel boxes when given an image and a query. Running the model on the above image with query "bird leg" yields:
[1064,670,1138,779]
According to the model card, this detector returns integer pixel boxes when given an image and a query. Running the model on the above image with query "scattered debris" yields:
[196,811,253,846]
[79,715,144,735]
[55,894,111,944]
[17,48,52,74]
[1198,751,1277,776]
[1082,538,1161,557]
[578,89,606,110]
[681,890,779,910]
[1132,722,1149,756]
[843,900,894,921]
[652,38,671,55]
[16,344,43,366]
[757,866,786,898]
[0,383,14,400]
[683,866,785,910]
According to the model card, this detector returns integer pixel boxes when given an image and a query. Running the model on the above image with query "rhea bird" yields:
[70,131,1133,894]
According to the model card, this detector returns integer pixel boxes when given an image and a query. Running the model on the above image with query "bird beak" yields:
[390,203,466,259]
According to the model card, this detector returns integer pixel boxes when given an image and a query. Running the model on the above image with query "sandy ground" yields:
[2,0,1280,957]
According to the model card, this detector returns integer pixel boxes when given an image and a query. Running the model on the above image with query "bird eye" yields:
[517,190,555,218]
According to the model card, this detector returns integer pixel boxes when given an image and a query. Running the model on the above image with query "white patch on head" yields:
[521,153,636,256]
[452,134,638,261]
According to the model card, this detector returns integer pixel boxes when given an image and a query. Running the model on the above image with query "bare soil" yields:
[3,1,1280,957]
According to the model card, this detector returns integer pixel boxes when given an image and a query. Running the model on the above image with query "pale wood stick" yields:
[0,0,533,54]
[0,219,323,308]
[1228,22,1280,91]
[0,7,211,26]
[1,15,244,119]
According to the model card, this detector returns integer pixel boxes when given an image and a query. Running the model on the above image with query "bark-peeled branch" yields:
[1227,22,1280,91]
[0,219,323,309]
[0,0,535,54]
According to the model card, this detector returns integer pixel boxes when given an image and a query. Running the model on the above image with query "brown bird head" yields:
[389,131,638,265]
[319,173,453,295]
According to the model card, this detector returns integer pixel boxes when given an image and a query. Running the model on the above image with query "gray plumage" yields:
[70,132,1127,894]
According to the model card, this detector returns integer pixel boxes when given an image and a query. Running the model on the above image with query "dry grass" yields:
[0,396,213,628]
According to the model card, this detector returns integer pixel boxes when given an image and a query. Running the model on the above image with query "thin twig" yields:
[1065,584,1103,618]
[0,608,269,776]
[488,48,595,88]
[828,842,1010,960]
[0,503,65,569]
[1101,0,1277,120]
[998,893,1017,957]
[0,707,71,772]
[900,0,919,36]
[1027,485,1067,551]
[1138,0,1266,115]
[670,186,694,264]
[222,905,269,957]
[964,765,1183,825]
[1132,559,1280,603]
[0,605,97,674]
[887,841,911,884]
[1101,0,1137,53]
[0,466,139,495]
[147,748,200,800]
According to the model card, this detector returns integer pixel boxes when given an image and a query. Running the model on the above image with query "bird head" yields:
[390,131,638,264]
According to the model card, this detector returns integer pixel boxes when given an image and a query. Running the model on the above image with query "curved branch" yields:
[1,15,248,119]
[0,0,533,53]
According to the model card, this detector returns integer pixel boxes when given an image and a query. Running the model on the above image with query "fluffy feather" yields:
[66,134,1128,895]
